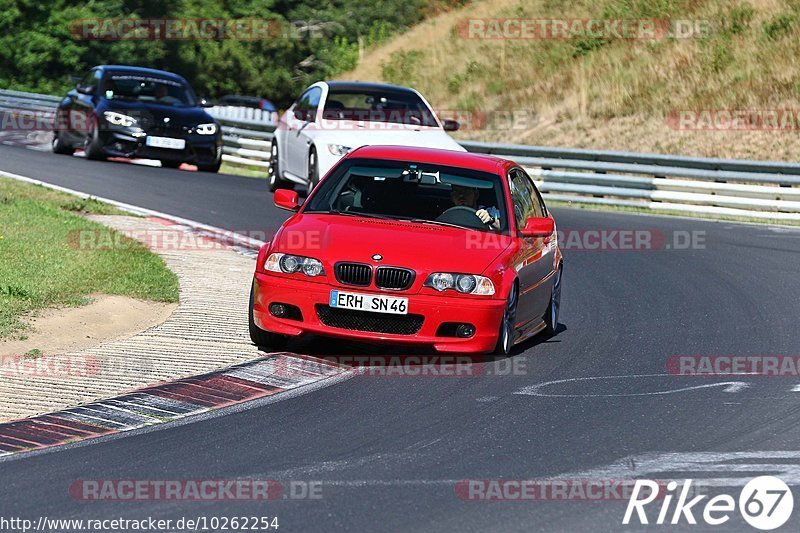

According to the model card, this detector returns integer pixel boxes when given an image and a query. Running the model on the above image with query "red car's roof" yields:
[346,145,513,174]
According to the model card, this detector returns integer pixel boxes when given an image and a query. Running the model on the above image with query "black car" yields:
[52,65,223,172]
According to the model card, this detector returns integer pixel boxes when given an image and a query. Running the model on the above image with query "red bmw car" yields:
[249,146,562,355]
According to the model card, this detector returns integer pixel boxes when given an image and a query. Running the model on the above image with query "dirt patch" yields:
[0,294,177,358]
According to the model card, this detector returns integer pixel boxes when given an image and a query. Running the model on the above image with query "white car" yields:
[268,81,465,193]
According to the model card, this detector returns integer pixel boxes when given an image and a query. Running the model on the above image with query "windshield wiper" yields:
[316,210,399,221]
[396,217,468,230]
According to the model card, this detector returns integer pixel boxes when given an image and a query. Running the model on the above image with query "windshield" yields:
[305,158,508,233]
[102,73,197,107]
[322,89,439,126]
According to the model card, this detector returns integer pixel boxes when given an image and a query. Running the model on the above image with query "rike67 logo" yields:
[624,476,794,530]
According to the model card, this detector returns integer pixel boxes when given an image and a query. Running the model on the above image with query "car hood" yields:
[273,214,511,276]
[311,123,466,152]
[102,100,214,128]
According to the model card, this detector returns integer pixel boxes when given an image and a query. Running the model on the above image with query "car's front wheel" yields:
[248,280,289,349]
[268,141,292,192]
[83,123,105,160]
[493,282,518,356]
[52,131,74,155]
[197,159,221,173]
[542,263,562,336]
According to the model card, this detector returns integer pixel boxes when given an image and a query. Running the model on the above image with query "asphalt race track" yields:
[2,142,800,531]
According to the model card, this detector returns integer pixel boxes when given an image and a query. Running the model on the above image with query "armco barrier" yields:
[2,89,799,221]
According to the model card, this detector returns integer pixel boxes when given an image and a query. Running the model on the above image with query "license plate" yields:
[329,290,408,315]
[146,136,186,150]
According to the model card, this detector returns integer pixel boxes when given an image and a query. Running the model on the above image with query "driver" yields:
[153,84,179,104]
[450,185,501,229]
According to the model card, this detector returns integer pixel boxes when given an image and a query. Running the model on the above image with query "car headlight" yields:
[327,144,351,156]
[265,253,325,277]
[195,123,217,135]
[424,273,495,295]
[103,111,137,127]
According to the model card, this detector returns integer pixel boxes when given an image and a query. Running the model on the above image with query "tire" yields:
[493,282,518,356]
[248,280,289,349]
[542,263,563,336]
[305,147,319,196]
[197,159,221,173]
[161,160,182,169]
[268,141,292,192]
[52,131,74,155]
[83,123,105,160]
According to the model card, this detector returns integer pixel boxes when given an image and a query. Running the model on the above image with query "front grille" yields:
[375,267,415,290]
[335,262,371,286]
[316,305,424,335]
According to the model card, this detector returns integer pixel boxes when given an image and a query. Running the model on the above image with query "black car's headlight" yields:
[103,111,137,127]
[424,273,495,295]
[195,123,217,135]
[265,253,324,277]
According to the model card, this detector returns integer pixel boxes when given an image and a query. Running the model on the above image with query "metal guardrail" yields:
[3,89,799,221]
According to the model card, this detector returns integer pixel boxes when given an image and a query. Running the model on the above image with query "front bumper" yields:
[97,129,222,164]
[253,272,506,353]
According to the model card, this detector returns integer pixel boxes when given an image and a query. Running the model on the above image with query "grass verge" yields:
[341,0,800,161]
[220,162,267,179]
[0,178,180,339]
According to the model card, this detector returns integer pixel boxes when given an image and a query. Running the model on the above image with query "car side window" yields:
[295,87,322,119]
[77,69,100,94]
[509,170,534,230]
[516,168,546,217]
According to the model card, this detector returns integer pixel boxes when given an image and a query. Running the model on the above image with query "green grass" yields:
[343,0,800,160]
[0,180,128,216]
[23,348,42,359]
[0,178,179,339]
[219,162,267,179]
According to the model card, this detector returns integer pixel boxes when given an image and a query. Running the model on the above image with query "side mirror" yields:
[442,119,460,132]
[520,217,554,238]
[274,189,300,211]
[198,97,214,108]
[76,84,95,95]
[293,108,311,122]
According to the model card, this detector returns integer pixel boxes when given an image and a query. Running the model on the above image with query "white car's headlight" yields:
[327,144,351,156]
[195,123,217,135]
[424,273,495,295]
[103,111,137,127]
[265,253,325,277]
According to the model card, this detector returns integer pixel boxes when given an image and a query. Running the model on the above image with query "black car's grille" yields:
[138,116,188,137]
[335,262,371,286]
[316,305,423,335]
[146,125,186,137]
[375,267,415,290]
